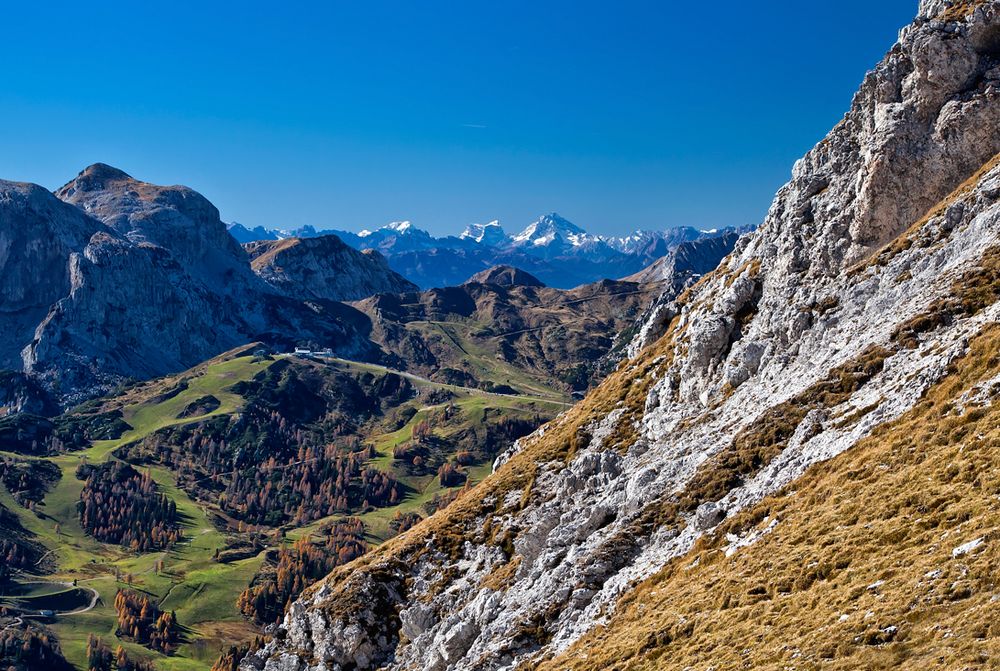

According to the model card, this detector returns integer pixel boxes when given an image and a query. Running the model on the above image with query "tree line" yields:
[113,589,181,654]
[0,625,73,671]
[77,461,181,551]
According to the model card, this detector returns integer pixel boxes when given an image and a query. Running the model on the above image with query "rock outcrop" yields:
[463,266,545,287]
[0,180,106,372]
[242,3,1000,669]
[1,165,375,406]
[244,235,418,302]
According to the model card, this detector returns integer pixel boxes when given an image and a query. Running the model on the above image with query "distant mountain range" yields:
[0,163,744,407]
[227,213,747,289]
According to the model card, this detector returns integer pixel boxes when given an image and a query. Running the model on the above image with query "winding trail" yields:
[59,584,100,615]
[10,580,100,616]
[313,355,574,407]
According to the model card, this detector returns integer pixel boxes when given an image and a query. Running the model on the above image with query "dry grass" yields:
[892,244,1000,348]
[940,0,991,20]
[480,555,522,591]
[540,324,1000,671]
[618,346,890,543]
[245,238,301,270]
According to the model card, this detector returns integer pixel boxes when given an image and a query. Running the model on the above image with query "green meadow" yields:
[0,350,567,669]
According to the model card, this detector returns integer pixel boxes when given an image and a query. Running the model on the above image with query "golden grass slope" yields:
[940,0,992,20]
[540,323,1000,671]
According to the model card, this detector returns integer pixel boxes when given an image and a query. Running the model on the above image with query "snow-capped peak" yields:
[511,213,589,248]
[385,221,414,233]
[460,220,507,244]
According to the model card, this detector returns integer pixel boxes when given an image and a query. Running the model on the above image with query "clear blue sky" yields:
[0,1,917,237]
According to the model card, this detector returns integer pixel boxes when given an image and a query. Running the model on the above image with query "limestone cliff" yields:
[1,165,375,405]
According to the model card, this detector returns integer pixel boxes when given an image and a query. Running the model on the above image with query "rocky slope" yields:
[245,235,418,301]
[1,165,376,406]
[242,2,1000,669]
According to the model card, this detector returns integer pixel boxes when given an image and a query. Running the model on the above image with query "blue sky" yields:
[0,1,916,237]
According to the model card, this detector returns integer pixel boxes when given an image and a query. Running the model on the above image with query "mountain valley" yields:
[0,346,564,670]
[0,162,706,671]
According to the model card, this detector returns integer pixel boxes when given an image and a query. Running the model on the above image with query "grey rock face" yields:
[243,4,1000,671]
[694,502,725,531]
[624,231,747,358]
[56,163,250,280]
[2,165,375,405]
[0,180,104,371]
[0,371,56,416]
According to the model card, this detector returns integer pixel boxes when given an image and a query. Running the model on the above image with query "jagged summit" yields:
[358,220,427,238]
[460,220,508,245]
[384,220,414,233]
[225,212,735,288]
[511,212,587,247]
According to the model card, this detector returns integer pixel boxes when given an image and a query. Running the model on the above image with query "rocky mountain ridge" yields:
[1,162,724,409]
[0,165,389,407]
[242,2,1000,669]
[227,215,739,289]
